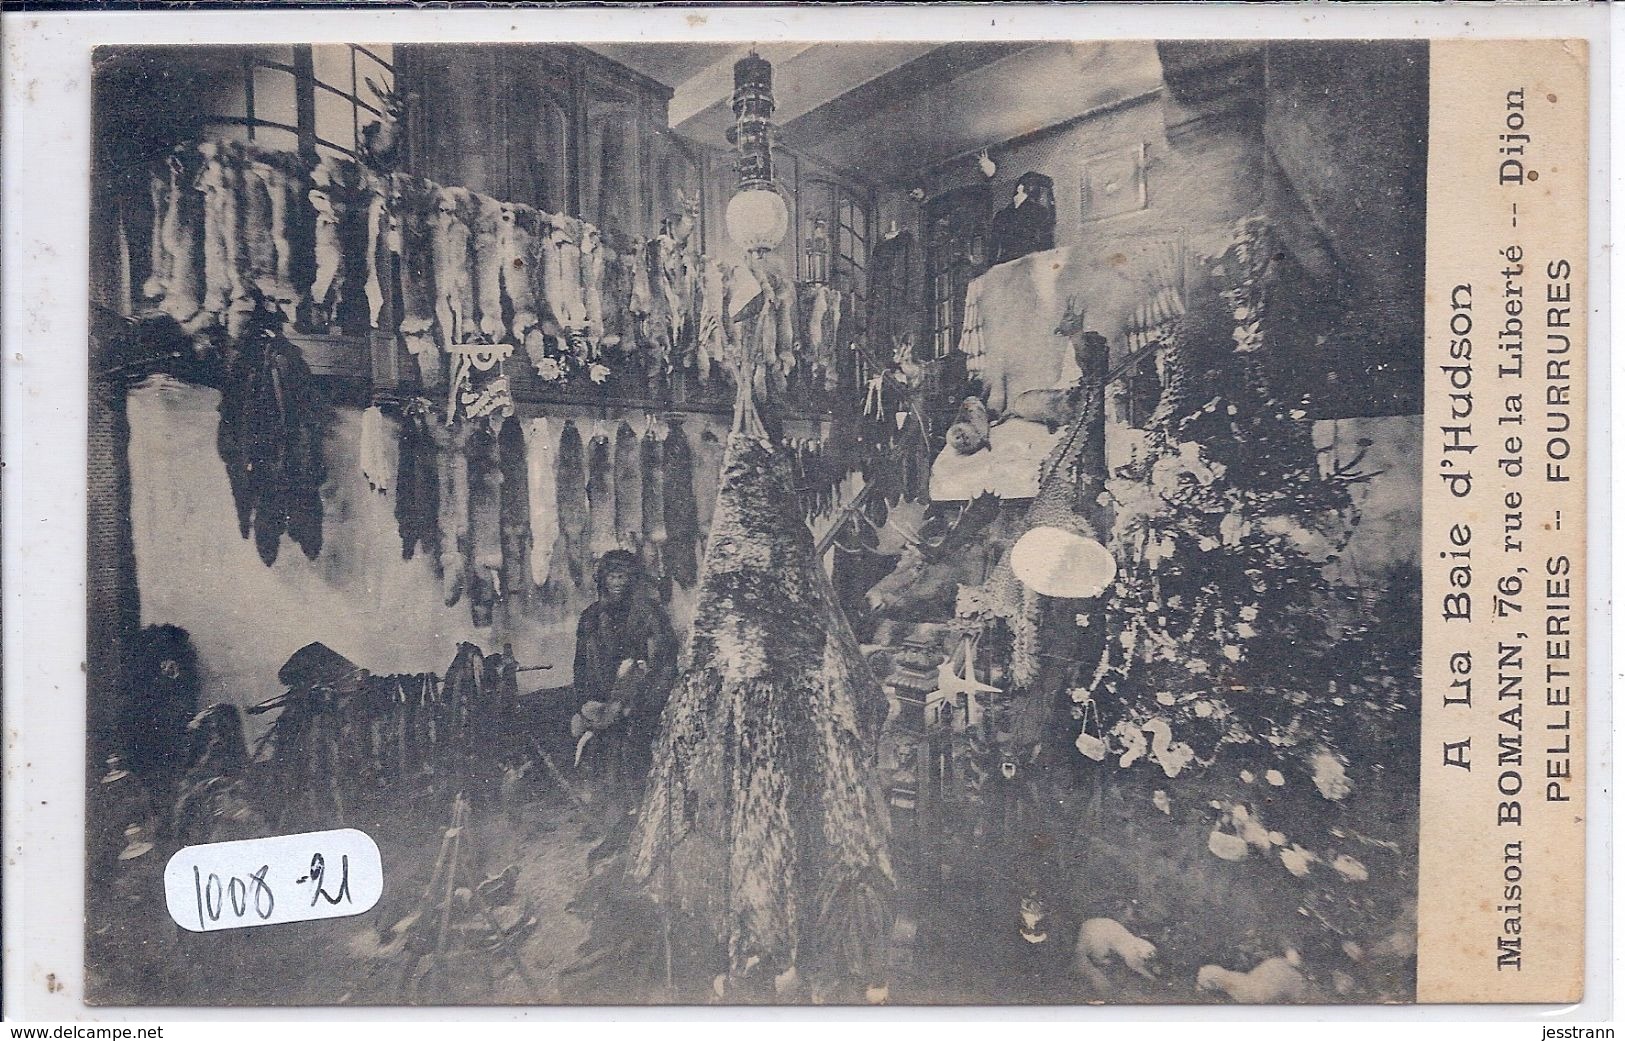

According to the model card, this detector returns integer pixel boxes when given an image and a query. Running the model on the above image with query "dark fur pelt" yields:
[465,422,504,627]
[393,399,441,564]
[614,421,643,551]
[555,420,590,589]
[661,420,700,589]
[497,417,532,612]
[215,314,327,566]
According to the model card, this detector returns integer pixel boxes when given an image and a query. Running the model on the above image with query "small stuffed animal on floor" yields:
[1196,949,1312,1003]
[1074,917,1160,980]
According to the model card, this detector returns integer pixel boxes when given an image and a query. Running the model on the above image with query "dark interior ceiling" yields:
[581,41,1164,186]
[584,42,740,90]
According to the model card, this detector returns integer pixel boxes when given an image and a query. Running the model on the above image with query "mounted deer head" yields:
[1055,297,1087,338]
[1056,298,1108,380]
[865,493,1007,620]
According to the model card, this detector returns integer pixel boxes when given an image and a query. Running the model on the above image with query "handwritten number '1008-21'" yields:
[192,864,274,929]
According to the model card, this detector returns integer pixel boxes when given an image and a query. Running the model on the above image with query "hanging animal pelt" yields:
[693,426,725,537]
[581,224,608,352]
[595,251,625,351]
[639,423,669,598]
[497,416,532,614]
[519,417,558,589]
[470,192,506,341]
[393,398,441,564]
[143,162,171,303]
[215,315,328,566]
[307,157,353,333]
[499,203,546,362]
[625,421,895,1000]
[695,258,728,382]
[466,421,505,627]
[586,427,618,559]
[662,419,700,589]
[198,142,247,328]
[432,420,471,607]
[152,148,206,329]
[361,171,391,330]
[555,420,590,589]
[393,174,442,386]
[540,214,588,344]
[613,420,643,551]
[359,405,395,495]
[431,187,473,350]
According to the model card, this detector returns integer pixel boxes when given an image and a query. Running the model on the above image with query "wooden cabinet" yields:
[397,44,676,243]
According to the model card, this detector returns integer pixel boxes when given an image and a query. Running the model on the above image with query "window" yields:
[805,181,869,296]
[924,183,990,359]
[202,44,396,161]
[1120,344,1164,429]
[832,188,868,290]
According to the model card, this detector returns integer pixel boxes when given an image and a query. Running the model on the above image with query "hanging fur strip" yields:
[215,321,328,567]
[499,203,546,361]
[639,422,669,598]
[805,285,842,391]
[240,158,277,301]
[498,416,537,614]
[581,224,607,352]
[693,426,724,537]
[143,167,169,301]
[662,418,701,589]
[540,214,588,340]
[555,420,590,589]
[586,427,618,559]
[242,155,302,324]
[627,239,654,336]
[640,423,668,550]
[195,144,234,327]
[393,175,442,385]
[361,174,389,329]
[470,192,506,340]
[393,398,440,563]
[613,420,643,551]
[466,422,505,627]
[432,420,471,606]
[597,251,633,350]
[431,187,471,349]
[695,258,728,382]
[625,427,894,998]
[640,238,674,370]
[519,416,559,589]
[650,236,682,356]
[307,159,353,332]
[154,150,206,327]
[358,405,395,494]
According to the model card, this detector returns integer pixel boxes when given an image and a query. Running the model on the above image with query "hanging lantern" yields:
[726,187,789,255]
[805,216,831,284]
[724,51,789,255]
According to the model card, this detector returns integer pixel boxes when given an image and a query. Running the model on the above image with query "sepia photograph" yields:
[83,35,1440,1007]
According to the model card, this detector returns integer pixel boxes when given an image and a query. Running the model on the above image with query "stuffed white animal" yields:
[1074,917,1159,979]
[1196,949,1311,1003]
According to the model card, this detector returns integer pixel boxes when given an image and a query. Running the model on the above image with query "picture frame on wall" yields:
[1080,141,1147,221]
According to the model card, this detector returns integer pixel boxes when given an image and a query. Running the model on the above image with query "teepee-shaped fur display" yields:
[627,416,895,1002]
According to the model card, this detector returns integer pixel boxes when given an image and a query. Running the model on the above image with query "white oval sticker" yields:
[163,828,383,932]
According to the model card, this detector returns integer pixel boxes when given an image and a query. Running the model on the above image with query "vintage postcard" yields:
[65,28,1588,1009]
